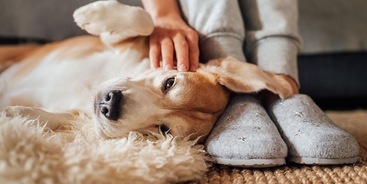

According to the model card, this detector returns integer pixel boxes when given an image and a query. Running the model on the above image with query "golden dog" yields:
[0,1,292,142]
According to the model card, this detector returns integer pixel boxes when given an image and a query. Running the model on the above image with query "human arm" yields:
[141,0,199,72]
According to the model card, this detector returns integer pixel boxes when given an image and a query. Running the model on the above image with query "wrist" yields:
[142,0,182,23]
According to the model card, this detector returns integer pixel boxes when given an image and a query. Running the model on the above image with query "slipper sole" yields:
[213,157,286,168]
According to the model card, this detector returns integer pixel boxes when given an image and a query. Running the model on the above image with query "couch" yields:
[297,0,367,109]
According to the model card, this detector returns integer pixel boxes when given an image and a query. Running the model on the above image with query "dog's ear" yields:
[202,57,293,99]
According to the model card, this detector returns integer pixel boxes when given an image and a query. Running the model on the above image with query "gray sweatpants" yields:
[179,0,302,84]
[0,0,301,83]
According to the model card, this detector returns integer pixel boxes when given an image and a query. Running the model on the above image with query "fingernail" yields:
[164,64,172,71]
[150,64,158,70]
[190,65,197,72]
[178,64,188,72]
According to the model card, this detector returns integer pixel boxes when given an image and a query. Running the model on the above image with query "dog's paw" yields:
[73,0,154,45]
[73,0,118,36]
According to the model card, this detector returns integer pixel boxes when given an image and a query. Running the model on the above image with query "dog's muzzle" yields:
[98,90,122,121]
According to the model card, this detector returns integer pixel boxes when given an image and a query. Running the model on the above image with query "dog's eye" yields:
[162,77,175,93]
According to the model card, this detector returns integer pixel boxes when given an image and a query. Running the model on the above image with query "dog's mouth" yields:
[94,90,123,121]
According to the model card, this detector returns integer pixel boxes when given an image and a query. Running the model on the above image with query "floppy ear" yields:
[202,57,293,99]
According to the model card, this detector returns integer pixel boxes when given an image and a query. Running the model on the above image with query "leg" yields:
[3,106,81,130]
[239,0,301,84]
[179,0,287,167]
[239,0,358,165]
[179,0,246,62]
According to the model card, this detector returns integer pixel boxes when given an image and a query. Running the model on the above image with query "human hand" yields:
[149,16,199,72]
[142,0,199,72]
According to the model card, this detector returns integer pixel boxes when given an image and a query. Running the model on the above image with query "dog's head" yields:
[93,57,293,142]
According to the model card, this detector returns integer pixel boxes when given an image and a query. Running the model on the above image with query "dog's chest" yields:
[0,48,150,112]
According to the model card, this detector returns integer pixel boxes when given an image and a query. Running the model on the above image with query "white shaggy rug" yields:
[1,110,366,184]
[0,114,209,184]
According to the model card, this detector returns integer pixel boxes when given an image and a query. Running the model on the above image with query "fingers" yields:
[186,31,199,72]
[173,30,199,72]
[161,38,174,70]
[149,37,160,69]
[173,34,189,72]
[149,28,175,70]
[148,27,199,72]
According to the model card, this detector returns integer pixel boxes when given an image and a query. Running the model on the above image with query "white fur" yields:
[0,48,148,112]
[74,0,154,45]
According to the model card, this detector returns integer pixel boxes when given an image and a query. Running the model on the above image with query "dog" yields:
[0,1,293,142]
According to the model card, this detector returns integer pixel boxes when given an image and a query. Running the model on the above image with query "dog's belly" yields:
[0,47,150,113]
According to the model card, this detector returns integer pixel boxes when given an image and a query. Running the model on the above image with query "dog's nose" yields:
[99,90,122,120]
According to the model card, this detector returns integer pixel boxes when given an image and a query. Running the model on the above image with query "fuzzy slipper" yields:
[205,95,287,167]
[269,94,359,165]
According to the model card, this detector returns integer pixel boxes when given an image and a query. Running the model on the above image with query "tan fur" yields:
[0,1,293,142]
[0,44,39,72]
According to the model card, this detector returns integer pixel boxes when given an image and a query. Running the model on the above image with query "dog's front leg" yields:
[3,106,81,130]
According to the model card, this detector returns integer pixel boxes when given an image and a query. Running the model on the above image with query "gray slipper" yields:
[205,95,287,167]
[269,94,359,165]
